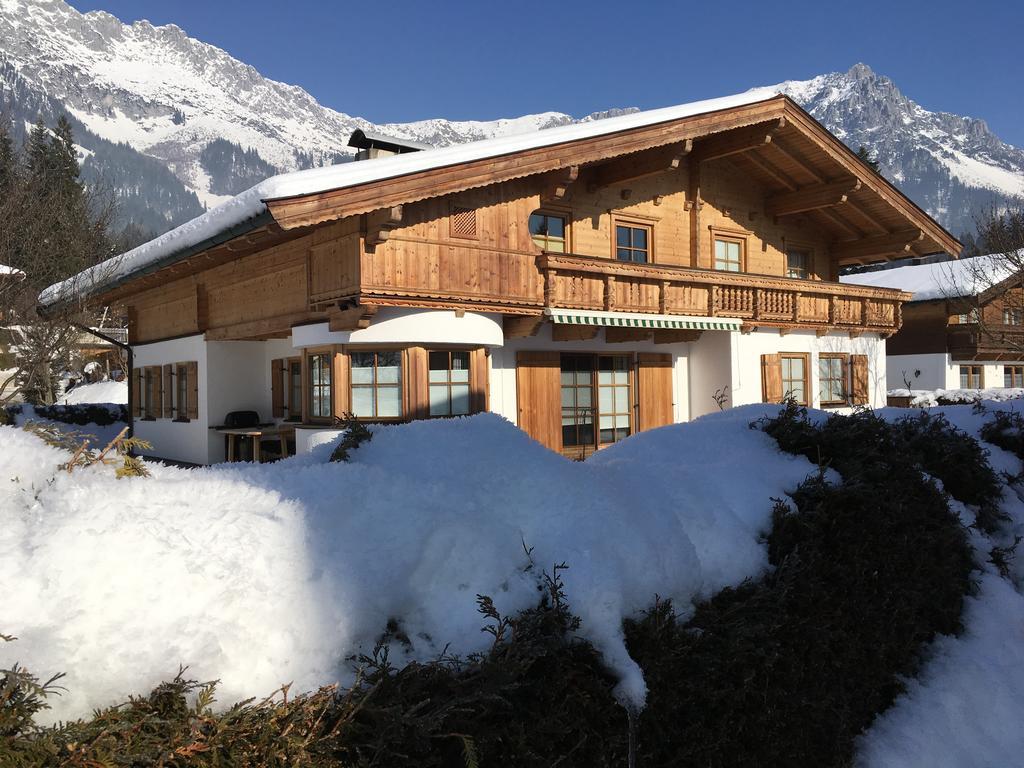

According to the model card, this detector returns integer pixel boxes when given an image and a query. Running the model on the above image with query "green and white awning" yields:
[544,308,741,331]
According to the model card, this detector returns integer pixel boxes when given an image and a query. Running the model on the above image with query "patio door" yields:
[560,354,632,459]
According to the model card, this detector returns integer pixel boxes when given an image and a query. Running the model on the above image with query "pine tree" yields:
[25,117,51,184]
[0,117,15,195]
[855,145,880,173]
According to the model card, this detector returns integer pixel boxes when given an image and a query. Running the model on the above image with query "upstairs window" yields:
[529,213,567,252]
[1004,308,1023,326]
[714,236,743,272]
[957,308,980,324]
[351,350,402,419]
[786,248,811,279]
[288,359,303,418]
[616,223,650,263]
[428,350,471,417]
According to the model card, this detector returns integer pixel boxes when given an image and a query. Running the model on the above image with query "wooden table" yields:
[217,425,296,463]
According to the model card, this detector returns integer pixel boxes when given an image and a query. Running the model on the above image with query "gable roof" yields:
[841,254,1016,302]
[40,88,961,308]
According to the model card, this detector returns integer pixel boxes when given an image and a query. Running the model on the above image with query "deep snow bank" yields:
[59,379,128,405]
[854,402,1024,766]
[0,407,819,722]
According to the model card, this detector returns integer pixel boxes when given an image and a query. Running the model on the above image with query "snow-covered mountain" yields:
[1,0,1021,242]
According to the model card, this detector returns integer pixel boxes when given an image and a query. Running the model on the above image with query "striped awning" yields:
[544,308,741,331]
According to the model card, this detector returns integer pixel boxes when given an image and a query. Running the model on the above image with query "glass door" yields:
[560,355,595,459]
[597,355,631,445]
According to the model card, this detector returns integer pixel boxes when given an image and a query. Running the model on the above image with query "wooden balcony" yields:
[948,323,1024,361]
[537,253,911,335]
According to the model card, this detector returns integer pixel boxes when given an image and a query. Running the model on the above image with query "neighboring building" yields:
[41,91,958,465]
[843,255,1024,390]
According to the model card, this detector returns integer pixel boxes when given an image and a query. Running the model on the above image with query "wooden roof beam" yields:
[328,303,379,331]
[765,178,861,217]
[692,119,785,163]
[743,151,798,191]
[544,165,580,200]
[765,137,827,184]
[585,141,691,192]
[816,207,865,238]
[840,197,891,235]
[832,229,925,264]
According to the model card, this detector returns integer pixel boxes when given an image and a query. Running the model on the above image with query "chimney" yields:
[348,129,432,160]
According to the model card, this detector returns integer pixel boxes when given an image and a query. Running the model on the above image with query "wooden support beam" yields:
[765,178,861,217]
[366,205,404,247]
[328,303,378,331]
[841,198,891,235]
[585,141,690,192]
[544,165,580,200]
[205,311,314,341]
[815,207,864,239]
[765,138,826,184]
[653,329,702,344]
[503,314,544,339]
[692,120,783,163]
[832,229,924,264]
[551,324,600,342]
[605,327,651,343]
[742,150,798,190]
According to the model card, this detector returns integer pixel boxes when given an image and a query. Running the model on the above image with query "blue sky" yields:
[68,0,1024,147]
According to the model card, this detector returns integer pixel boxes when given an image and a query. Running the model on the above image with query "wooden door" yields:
[637,353,673,431]
[516,351,561,451]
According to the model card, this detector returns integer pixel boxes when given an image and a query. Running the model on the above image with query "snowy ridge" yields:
[39,88,777,305]
[1,1,1021,237]
[841,253,1015,301]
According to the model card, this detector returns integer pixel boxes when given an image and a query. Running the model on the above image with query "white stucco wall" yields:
[292,308,504,349]
[730,329,888,410]
[688,330,735,418]
[887,353,956,391]
[131,334,210,465]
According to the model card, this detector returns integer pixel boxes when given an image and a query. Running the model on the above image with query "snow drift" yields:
[0,407,819,722]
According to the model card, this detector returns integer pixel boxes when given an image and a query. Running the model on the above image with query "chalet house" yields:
[844,255,1024,390]
[40,91,959,465]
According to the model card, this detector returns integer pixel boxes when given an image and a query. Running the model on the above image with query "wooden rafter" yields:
[366,205,404,247]
[544,165,580,200]
[503,314,544,338]
[551,324,599,342]
[328,303,378,331]
[692,119,785,163]
[764,137,826,184]
[742,151,798,191]
[765,178,861,217]
[815,207,865,239]
[585,141,691,192]
[840,197,890,235]
[831,229,925,264]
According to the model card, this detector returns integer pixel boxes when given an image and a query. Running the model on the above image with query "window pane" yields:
[529,213,545,236]
[614,387,628,413]
[377,361,401,384]
[616,226,631,247]
[599,428,615,444]
[599,387,613,413]
[1005,368,1012,388]
[377,387,402,418]
[546,239,565,253]
[429,384,450,416]
[576,386,592,407]
[561,387,575,408]
[633,228,647,248]
[451,384,471,415]
[616,414,630,428]
[351,353,375,384]
[598,368,613,385]
[428,351,448,375]
[715,240,726,259]
[599,415,614,430]
[450,351,470,382]
[352,387,375,417]
[617,248,632,261]
[560,370,575,386]
[547,216,565,238]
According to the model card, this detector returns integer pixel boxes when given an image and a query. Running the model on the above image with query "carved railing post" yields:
[709,285,718,317]
[543,268,554,306]
[604,275,615,311]
[828,294,836,325]
[753,288,762,320]
[792,291,801,324]
[659,280,669,314]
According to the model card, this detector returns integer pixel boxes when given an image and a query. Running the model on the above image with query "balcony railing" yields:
[537,253,911,334]
[948,322,1024,359]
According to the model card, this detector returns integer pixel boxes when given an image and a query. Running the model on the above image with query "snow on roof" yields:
[39,88,782,307]
[840,254,1017,302]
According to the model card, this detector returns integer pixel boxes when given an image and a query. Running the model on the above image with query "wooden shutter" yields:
[271,358,285,418]
[516,351,561,451]
[404,346,429,421]
[851,354,869,405]
[761,353,783,403]
[185,361,199,420]
[150,367,163,419]
[163,364,173,419]
[132,367,143,418]
[469,347,489,413]
[637,353,673,431]
[331,348,350,419]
